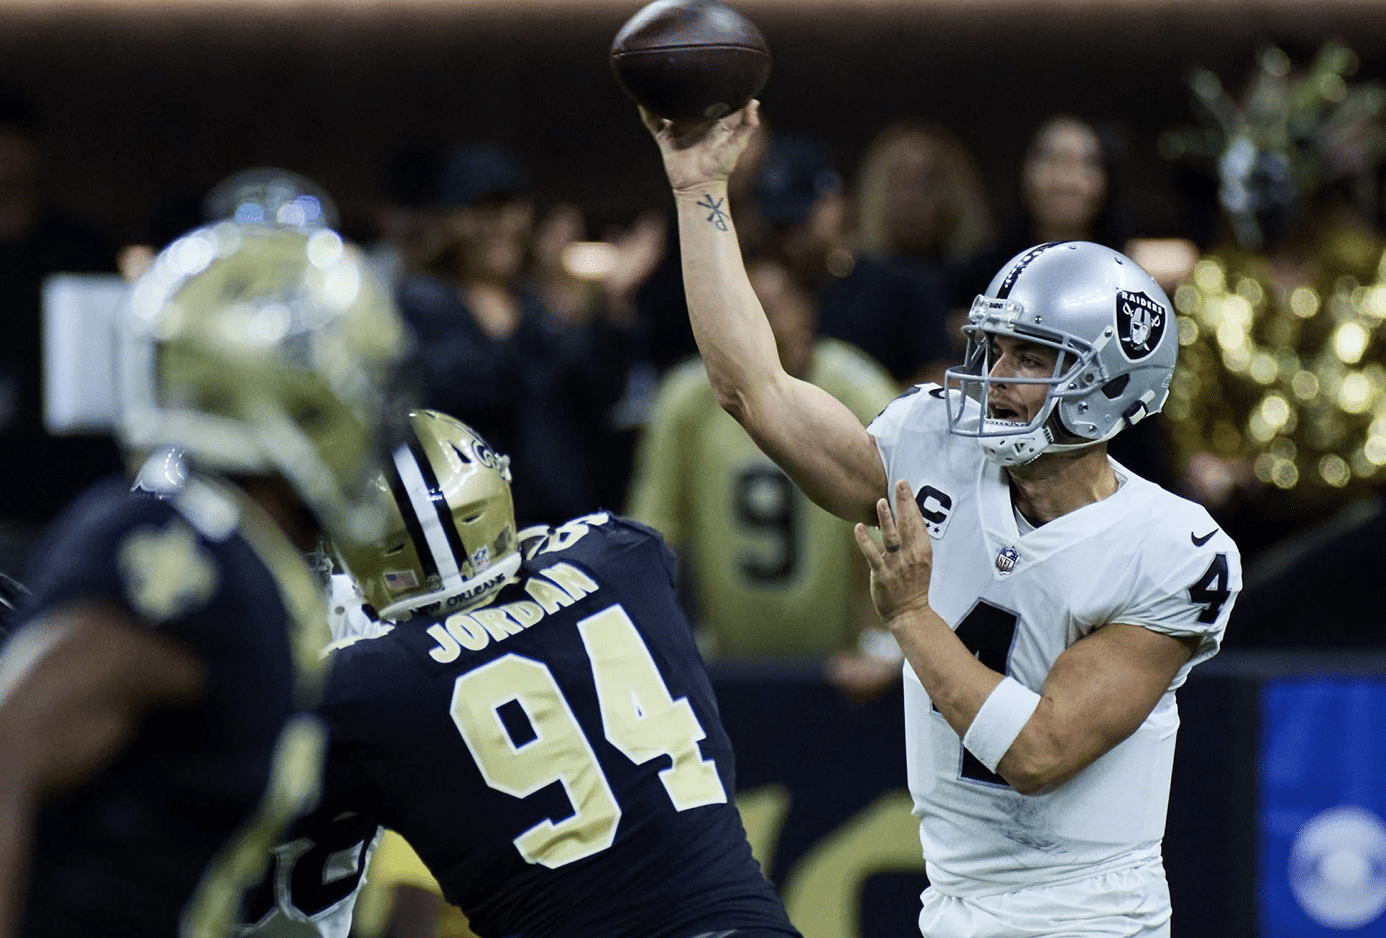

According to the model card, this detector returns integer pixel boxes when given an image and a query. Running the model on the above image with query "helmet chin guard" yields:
[944,242,1177,467]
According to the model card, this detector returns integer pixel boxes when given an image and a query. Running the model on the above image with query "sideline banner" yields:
[1260,678,1386,936]
[709,662,925,938]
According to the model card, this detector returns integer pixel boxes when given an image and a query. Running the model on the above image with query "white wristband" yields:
[962,676,1041,773]
[858,627,904,663]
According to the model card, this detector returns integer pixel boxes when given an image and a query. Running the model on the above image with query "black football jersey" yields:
[268,513,798,938]
[15,476,329,938]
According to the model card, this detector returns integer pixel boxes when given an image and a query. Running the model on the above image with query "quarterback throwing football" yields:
[642,101,1240,938]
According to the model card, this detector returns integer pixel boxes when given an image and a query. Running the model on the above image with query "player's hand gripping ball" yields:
[610,0,771,122]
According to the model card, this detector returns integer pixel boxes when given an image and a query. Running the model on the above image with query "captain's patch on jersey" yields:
[913,484,955,539]
[1116,290,1167,361]
[117,519,219,623]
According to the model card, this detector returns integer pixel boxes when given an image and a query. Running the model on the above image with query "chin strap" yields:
[379,551,523,623]
[979,422,1053,467]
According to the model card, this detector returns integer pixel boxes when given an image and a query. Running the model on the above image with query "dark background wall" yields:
[7,0,1386,246]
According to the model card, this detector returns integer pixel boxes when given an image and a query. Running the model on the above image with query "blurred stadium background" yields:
[1,0,1384,246]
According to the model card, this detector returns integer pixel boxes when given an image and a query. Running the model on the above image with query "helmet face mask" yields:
[944,241,1177,467]
[947,298,1090,465]
[334,410,521,623]
[118,222,412,542]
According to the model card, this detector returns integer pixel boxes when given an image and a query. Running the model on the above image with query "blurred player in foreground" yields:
[243,409,801,938]
[0,221,410,938]
[642,101,1240,937]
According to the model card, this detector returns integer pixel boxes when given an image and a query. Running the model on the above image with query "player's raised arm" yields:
[642,103,888,526]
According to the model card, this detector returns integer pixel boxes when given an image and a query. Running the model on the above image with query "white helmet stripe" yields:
[993,242,1062,300]
[391,445,462,583]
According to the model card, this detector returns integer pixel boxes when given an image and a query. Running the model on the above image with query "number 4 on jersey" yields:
[1189,553,1231,624]
[580,606,727,811]
[948,602,1018,785]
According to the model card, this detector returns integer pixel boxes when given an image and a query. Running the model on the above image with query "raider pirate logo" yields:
[1116,290,1166,361]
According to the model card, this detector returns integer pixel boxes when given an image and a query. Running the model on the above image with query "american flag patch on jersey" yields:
[383,570,419,591]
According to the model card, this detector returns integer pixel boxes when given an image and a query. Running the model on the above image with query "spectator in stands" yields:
[394,142,640,527]
[756,133,953,387]
[367,143,446,287]
[853,118,995,317]
[952,114,1126,301]
[526,198,669,511]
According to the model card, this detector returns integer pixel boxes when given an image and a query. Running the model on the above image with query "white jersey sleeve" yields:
[869,384,948,482]
[1106,476,1238,683]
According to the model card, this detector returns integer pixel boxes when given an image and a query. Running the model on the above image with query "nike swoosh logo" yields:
[1191,529,1218,547]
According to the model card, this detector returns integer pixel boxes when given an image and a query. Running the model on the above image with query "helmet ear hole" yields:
[1101,374,1130,400]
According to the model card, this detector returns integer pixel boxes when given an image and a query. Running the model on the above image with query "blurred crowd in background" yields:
[2,37,1386,669]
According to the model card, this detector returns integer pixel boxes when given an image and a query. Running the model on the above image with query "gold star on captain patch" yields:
[118,519,220,622]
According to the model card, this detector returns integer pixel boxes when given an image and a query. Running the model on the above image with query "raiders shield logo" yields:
[1116,290,1167,361]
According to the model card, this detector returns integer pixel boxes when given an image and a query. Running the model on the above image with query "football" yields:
[610,0,771,122]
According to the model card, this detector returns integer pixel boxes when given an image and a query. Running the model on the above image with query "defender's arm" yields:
[0,605,203,938]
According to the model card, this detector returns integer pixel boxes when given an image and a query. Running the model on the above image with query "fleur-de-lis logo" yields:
[118,520,219,622]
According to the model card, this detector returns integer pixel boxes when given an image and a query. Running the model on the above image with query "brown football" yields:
[610,0,771,122]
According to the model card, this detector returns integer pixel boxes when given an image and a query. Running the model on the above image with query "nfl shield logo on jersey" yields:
[995,546,1020,575]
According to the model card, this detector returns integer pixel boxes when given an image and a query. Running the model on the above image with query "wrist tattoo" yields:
[696,194,728,231]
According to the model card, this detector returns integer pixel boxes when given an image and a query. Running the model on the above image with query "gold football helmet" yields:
[117,221,412,542]
[333,410,521,622]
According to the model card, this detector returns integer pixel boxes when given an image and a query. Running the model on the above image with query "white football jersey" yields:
[869,385,1240,898]
[326,574,389,643]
